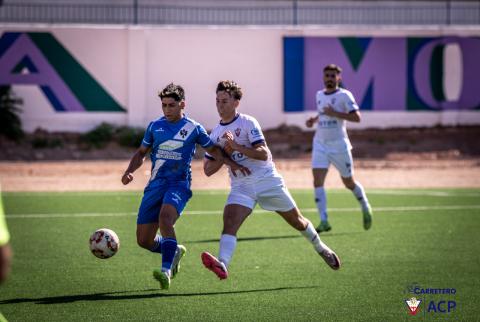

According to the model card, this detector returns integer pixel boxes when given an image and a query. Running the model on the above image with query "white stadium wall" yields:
[1,24,480,132]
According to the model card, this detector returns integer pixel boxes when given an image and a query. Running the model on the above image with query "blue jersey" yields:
[142,116,213,187]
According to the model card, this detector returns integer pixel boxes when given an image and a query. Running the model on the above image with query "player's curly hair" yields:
[323,64,342,73]
[216,80,243,100]
[158,83,185,101]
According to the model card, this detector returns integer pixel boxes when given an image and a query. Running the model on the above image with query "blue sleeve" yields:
[141,122,154,147]
[196,124,214,148]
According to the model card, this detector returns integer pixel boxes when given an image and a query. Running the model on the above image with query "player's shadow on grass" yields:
[0,285,320,305]
[187,231,363,244]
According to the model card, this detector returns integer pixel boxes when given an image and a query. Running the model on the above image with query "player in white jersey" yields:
[306,64,373,233]
[201,80,341,280]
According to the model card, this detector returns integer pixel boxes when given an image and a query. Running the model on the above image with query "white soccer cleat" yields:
[171,245,187,279]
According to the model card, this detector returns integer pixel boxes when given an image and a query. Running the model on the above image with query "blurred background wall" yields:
[1,0,479,132]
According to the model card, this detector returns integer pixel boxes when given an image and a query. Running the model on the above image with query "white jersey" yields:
[314,88,359,151]
[206,113,282,186]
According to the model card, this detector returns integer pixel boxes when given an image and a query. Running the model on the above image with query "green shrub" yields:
[31,137,63,149]
[115,126,145,148]
[0,85,24,141]
[81,122,115,148]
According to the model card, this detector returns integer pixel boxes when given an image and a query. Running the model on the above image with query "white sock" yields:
[301,221,327,253]
[161,268,171,277]
[352,182,369,210]
[314,187,328,221]
[219,234,237,268]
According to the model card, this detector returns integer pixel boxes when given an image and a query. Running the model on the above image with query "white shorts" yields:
[311,144,354,178]
[226,176,296,212]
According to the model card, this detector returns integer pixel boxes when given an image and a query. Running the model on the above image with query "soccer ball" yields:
[89,228,120,259]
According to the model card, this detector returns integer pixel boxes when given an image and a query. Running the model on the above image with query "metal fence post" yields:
[447,0,451,25]
[133,0,138,24]
[293,0,298,25]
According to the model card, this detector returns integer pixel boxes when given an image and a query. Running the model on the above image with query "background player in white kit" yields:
[306,64,373,233]
[201,80,341,280]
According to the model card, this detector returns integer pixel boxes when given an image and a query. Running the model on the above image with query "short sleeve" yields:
[204,129,217,160]
[344,91,359,112]
[141,122,154,147]
[247,117,265,146]
[196,124,214,148]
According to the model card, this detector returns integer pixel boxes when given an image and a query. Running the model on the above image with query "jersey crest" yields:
[173,122,196,141]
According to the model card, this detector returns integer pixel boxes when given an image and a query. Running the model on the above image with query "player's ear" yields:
[179,101,186,109]
[233,100,240,108]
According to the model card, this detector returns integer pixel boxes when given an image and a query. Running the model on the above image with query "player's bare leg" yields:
[277,207,340,270]
[202,204,251,279]
[0,244,12,284]
[342,176,373,230]
[136,223,159,250]
[153,205,180,289]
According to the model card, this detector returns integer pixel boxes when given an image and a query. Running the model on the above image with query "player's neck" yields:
[167,114,184,123]
[324,86,338,94]
[221,112,238,124]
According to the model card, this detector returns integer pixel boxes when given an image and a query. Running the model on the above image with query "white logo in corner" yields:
[405,297,422,315]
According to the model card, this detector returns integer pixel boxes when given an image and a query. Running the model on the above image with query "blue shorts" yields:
[137,182,192,224]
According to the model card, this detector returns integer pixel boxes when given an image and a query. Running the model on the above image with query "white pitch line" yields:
[196,190,480,197]
[4,190,479,198]
[5,204,480,219]
[364,190,480,197]
[6,212,138,219]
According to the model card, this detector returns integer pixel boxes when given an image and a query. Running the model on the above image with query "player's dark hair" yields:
[158,83,185,101]
[323,64,342,74]
[216,80,243,100]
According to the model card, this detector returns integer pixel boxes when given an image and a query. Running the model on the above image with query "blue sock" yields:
[149,235,162,254]
[161,238,177,271]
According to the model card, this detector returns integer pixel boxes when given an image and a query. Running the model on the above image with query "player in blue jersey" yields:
[121,83,249,290]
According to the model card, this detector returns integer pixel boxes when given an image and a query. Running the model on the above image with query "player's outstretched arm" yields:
[121,145,149,185]
[203,157,223,177]
[306,115,319,128]
[222,131,269,161]
[204,145,251,177]
[323,106,361,122]
[225,139,269,162]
